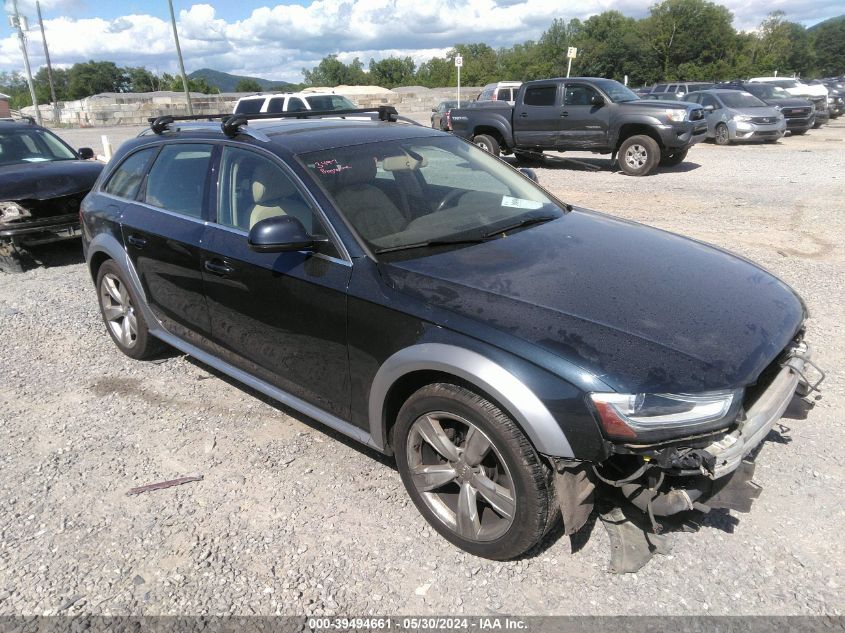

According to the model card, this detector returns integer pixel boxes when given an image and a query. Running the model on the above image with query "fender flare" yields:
[369,343,575,458]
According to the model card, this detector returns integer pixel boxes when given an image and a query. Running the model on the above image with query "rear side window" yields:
[103,147,157,199]
[144,144,213,218]
[288,97,307,112]
[266,97,285,113]
[523,86,557,106]
[654,84,668,93]
[235,98,263,114]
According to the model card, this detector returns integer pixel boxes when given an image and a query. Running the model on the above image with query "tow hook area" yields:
[555,457,764,573]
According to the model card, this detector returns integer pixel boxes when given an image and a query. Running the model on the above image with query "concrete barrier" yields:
[22,87,483,128]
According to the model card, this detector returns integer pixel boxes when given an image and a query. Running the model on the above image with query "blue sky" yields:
[1,0,842,83]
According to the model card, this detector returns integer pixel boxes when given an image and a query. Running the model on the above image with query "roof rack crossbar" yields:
[147,105,403,136]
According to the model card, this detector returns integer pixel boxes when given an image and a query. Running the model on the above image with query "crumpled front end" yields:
[553,338,824,573]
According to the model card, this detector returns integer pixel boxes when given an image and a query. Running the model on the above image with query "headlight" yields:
[735,115,753,122]
[589,390,740,440]
[0,201,31,222]
[664,108,687,122]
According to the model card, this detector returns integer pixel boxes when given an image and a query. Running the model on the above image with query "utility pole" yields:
[36,1,58,124]
[168,0,193,114]
[9,0,42,124]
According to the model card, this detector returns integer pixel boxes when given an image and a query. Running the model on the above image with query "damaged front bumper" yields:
[0,211,82,245]
[553,340,824,572]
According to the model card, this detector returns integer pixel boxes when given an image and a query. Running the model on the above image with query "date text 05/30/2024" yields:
[308,617,529,630]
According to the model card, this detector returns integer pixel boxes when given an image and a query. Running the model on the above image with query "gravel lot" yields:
[1,119,843,617]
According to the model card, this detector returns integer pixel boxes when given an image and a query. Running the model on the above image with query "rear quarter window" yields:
[235,98,264,114]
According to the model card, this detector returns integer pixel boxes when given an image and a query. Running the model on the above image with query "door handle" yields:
[204,259,234,276]
[518,112,528,118]
[127,235,147,248]
[560,111,569,117]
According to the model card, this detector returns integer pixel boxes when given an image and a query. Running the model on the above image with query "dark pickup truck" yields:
[448,77,708,176]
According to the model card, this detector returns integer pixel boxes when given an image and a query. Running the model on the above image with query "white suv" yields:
[233,92,358,115]
[748,77,828,99]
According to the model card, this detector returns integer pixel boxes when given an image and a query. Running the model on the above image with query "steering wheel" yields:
[435,189,466,213]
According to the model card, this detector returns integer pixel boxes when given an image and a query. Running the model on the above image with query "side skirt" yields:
[150,327,385,454]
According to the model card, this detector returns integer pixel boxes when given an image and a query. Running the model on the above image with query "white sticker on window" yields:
[501,196,543,210]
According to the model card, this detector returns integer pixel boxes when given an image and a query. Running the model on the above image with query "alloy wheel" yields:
[716,125,729,145]
[99,273,138,348]
[624,144,649,169]
[406,411,516,542]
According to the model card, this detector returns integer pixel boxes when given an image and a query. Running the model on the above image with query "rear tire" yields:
[473,134,501,157]
[394,383,557,560]
[659,148,688,167]
[714,123,731,145]
[617,135,660,176]
[96,259,163,360]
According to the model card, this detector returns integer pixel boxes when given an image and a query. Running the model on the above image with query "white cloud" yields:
[0,0,841,83]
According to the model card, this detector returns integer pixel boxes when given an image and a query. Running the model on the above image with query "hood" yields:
[625,99,697,110]
[384,211,805,394]
[766,98,813,108]
[0,160,104,201]
[730,106,783,118]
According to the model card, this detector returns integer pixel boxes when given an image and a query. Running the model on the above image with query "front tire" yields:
[714,123,731,146]
[618,135,659,176]
[96,259,162,360]
[659,148,688,167]
[473,134,500,157]
[394,383,557,560]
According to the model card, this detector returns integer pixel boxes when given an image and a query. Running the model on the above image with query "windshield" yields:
[0,128,77,166]
[767,79,799,89]
[592,79,639,103]
[719,92,767,108]
[744,84,791,100]
[304,95,356,110]
[300,136,565,255]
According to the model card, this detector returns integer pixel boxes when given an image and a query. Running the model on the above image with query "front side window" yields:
[591,79,639,103]
[103,147,158,199]
[0,128,76,166]
[217,146,322,235]
[144,144,213,218]
[564,84,600,106]
[523,86,557,106]
[300,136,565,254]
[700,94,718,108]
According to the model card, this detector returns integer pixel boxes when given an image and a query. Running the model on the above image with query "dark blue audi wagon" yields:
[80,108,820,569]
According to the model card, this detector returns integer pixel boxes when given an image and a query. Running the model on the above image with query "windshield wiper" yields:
[479,214,558,239]
[374,215,558,254]
[374,237,487,254]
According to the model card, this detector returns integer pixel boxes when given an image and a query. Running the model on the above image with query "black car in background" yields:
[718,82,816,135]
[81,109,818,569]
[0,119,101,272]
[430,100,473,130]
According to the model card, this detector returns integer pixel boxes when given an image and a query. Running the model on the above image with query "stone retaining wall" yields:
[22,88,481,127]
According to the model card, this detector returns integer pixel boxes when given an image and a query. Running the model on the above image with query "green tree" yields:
[66,60,128,98]
[302,54,366,86]
[570,11,653,84]
[235,78,262,92]
[642,0,736,79]
[812,18,845,76]
[448,43,498,85]
[125,67,158,92]
[369,56,415,88]
[415,56,455,87]
[33,66,69,102]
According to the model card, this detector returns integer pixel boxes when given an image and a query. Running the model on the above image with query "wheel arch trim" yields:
[369,343,575,458]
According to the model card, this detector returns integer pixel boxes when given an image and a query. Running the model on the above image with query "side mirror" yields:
[78,147,95,160]
[248,215,320,253]
[703,105,715,112]
[519,167,539,183]
[590,94,605,107]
